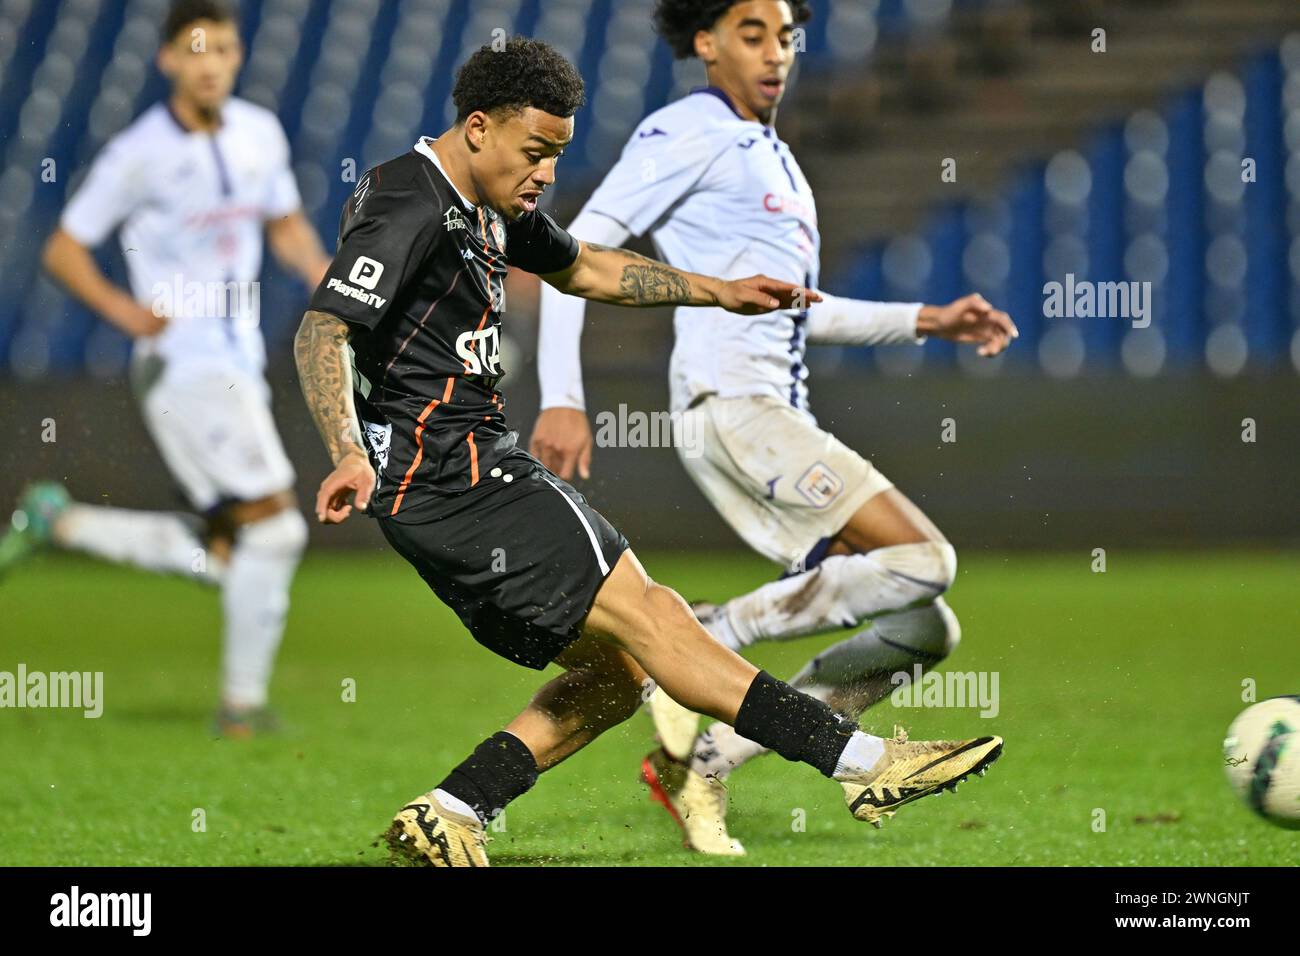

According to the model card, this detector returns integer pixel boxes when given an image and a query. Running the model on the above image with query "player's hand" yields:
[315,450,375,524]
[529,407,593,481]
[919,293,1018,357]
[717,275,823,315]
[109,295,167,338]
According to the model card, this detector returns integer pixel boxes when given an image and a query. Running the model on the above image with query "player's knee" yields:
[234,507,308,558]
[874,540,957,598]
[929,595,961,658]
[642,581,696,642]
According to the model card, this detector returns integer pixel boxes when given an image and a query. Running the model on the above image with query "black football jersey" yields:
[309,138,580,518]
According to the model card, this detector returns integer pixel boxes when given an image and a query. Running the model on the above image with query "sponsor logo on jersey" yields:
[444,207,469,232]
[795,461,843,508]
[763,192,817,224]
[638,127,668,139]
[456,326,501,376]
[348,255,384,289]
[325,277,387,310]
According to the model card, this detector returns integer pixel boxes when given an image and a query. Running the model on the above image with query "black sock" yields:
[733,671,859,777]
[437,731,539,823]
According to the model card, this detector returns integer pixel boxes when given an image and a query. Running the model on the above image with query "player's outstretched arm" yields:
[806,291,1018,357]
[293,308,374,525]
[542,242,820,315]
[41,228,164,338]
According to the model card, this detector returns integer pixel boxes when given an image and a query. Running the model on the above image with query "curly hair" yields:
[452,37,586,122]
[654,0,814,59]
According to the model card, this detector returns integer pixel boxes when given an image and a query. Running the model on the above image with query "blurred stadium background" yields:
[2,0,1298,551]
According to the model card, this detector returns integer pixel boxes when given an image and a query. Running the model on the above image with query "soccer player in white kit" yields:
[0,1,330,736]
[531,0,1018,853]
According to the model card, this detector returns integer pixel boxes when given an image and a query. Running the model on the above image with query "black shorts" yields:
[377,449,630,669]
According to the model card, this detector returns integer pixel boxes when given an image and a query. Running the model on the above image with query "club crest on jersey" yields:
[795,461,843,508]
[490,218,506,249]
[444,207,469,232]
[363,420,392,473]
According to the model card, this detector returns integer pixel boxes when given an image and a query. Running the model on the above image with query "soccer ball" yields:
[1222,696,1300,829]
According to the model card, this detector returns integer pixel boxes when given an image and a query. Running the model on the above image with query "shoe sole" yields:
[853,739,1005,826]
[382,819,437,867]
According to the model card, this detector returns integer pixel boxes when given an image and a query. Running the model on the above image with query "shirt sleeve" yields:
[505,209,580,275]
[262,117,302,220]
[308,187,440,331]
[536,209,632,411]
[60,136,143,247]
[583,117,726,237]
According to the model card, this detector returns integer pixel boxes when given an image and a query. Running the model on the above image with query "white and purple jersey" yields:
[579,87,822,412]
[61,96,301,374]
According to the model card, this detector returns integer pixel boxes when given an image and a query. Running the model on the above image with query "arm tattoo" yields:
[293,309,366,465]
[618,263,692,305]
[583,243,715,307]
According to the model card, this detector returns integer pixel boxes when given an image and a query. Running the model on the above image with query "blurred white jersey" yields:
[582,87,821,412]
[61,96,302,375]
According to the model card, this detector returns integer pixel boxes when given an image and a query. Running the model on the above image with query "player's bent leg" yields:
[0,480,225,585]
[584,550,1001,828]
[709,535,957,649]
[504,636,648,770]
[680,490,966,797]
[582,550,755,722]
[790,596,961,716]
[214,491,307,736]
[388,638,648,867]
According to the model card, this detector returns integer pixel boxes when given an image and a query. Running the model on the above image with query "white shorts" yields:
[674,394,893,569]
[136,360,296,513]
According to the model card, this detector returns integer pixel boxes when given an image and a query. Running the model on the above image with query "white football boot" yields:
[640,748,746,857]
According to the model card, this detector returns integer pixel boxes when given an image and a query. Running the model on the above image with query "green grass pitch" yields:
[1,548,1296,866]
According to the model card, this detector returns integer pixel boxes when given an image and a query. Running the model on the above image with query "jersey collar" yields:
[163,98,224,134]
[690,85,757,123]
[414,137,477,211]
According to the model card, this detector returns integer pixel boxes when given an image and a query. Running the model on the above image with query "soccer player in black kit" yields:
[294,37,1002,866]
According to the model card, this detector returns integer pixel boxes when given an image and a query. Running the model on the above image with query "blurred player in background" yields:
[531,0,1017,854]
[0,0,331,736]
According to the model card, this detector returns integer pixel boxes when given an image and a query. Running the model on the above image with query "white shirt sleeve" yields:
[537,209,632,411]
[583,116,725,237]
[804,293,926,346]
[262,118,302,220]
[60,136,143,247]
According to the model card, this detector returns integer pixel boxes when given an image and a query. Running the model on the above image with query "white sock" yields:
[433,788,481,823]
[832,731,886,780]
[691,722,770,780]
[220,509,307,709]
[54,503,223,585]
[719,542,957,649]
